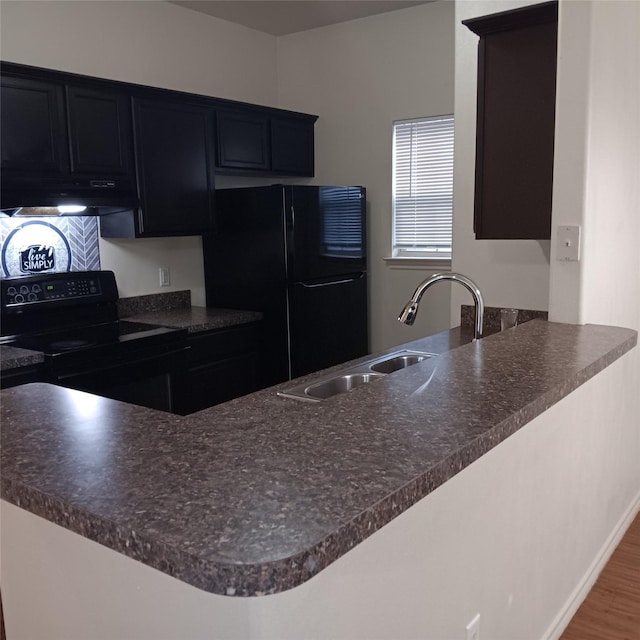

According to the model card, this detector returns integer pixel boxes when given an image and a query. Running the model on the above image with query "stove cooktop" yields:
[1,271,187,365]
[1,272,189,413]
[10,320,181,356]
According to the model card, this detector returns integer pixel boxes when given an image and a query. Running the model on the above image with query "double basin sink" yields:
[278,350,436,402]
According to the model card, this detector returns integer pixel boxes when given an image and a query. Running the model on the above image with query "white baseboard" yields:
[543,488,640,640]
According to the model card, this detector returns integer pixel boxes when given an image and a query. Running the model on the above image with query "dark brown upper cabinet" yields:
[463,1,558,240]
[101,98,216,238]
[66,86,133,176]
[271,117,315,176]
[1,75,134,179]
[215,108,316,176]
[1,67,136,211]
[216,109,270,171]
[1,76,68,175]
[132,98,215,237]
[1,62,317,235]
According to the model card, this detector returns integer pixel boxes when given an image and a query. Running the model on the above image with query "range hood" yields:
[0,177,140,217]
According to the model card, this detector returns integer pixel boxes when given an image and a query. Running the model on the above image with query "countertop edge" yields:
[120,306,264,334]
[0,345,45,371]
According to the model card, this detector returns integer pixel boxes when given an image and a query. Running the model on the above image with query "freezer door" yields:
[286,186,366,282]
[288,272,368,378]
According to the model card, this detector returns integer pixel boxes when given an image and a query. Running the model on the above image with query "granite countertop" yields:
[0,345,44,371]
[0,321,636,597]
[116,289,263,333]
[121,305,263,333]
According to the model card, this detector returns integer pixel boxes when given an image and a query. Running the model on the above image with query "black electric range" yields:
[0,270,188,412]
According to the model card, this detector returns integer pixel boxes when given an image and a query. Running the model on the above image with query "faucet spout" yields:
[398,272,485,341]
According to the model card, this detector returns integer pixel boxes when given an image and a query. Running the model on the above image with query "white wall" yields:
[0,0,278,103]
[550,6,640,629]
[452,0,552,317]
[0,0,279,305]
[550,0,640,332]
[277,2,455,350]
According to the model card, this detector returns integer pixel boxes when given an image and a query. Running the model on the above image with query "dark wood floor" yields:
[560,512,640,640]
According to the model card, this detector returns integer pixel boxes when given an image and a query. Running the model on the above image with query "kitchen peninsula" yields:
[1,320,637,639]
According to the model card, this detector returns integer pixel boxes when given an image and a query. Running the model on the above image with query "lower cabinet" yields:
[172,322,263,415]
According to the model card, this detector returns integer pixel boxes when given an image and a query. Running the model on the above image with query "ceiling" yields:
[168,1,433,36]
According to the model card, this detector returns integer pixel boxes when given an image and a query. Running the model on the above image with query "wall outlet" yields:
[466,613,480,640]
[556,225,581,261]
[159,267,171,287]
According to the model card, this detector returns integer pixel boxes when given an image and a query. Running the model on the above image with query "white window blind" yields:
[392,115,454,259]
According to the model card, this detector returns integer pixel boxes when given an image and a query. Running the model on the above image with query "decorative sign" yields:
[19,244,56,273]
[0,217,100,278]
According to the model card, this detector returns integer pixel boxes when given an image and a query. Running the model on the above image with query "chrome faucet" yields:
[398,272,485,341]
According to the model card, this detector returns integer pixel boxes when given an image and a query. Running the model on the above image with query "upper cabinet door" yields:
[215,109,317,176]
[464,1,558,240]
[271,118,315,176]
[66,86,133,175]
[133,98,215,236]
[0,76,68,174]
[215,109,270,171]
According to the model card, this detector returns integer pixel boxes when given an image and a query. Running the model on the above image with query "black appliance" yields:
[204,184,368,386]
[0,179,139,216]
[0,270,188,412]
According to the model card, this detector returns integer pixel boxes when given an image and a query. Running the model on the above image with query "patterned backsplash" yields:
[0,216,101,278]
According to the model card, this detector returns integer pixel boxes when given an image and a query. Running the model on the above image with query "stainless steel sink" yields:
[369,353,431,374]
[304,372,386,400]
[278,350,435,401]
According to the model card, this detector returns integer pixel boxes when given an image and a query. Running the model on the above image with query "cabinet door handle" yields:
[299,274,364,288]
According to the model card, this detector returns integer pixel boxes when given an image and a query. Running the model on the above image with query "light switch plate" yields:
[159,267,171,287]
[556,225,581,262]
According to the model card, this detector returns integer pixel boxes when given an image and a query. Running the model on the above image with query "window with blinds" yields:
[392,115,454,260]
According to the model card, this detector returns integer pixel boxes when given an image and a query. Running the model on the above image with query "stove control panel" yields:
[1,271,116,310]
[5,278,100,305]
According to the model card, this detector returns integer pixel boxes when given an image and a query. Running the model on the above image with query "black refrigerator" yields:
[203,184,368,387]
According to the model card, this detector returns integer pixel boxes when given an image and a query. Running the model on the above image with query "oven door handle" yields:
[54,346,189,380]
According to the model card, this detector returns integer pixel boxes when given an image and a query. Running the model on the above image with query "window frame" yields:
[391,114,454,263]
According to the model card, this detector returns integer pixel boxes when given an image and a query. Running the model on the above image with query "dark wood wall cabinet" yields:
[216,109,271,172]
[101,98,216,238]
[216,109,315,176]
[0,62,317,237]
[0,72,137,211]
[463,1,558,240]
[1,76,67,174]
[66,86,133,176]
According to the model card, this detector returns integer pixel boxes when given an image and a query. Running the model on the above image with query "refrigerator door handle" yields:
[298,274,364,288]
